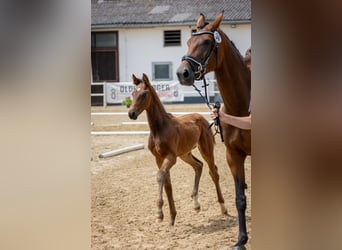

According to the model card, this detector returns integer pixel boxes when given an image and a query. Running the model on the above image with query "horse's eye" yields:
[203,39,211,46]
[141,92,147,99]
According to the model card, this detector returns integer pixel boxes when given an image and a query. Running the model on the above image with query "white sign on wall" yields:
[105,81,184,104]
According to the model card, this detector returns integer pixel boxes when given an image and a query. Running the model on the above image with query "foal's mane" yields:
[139,74,174,119]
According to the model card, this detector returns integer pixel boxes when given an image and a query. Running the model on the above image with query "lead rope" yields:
[192,78,224,142]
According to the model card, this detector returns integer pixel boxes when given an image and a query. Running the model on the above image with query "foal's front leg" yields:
[155,156,177,225]
[163,171,177,225]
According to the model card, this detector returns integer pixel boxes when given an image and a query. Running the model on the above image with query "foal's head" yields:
[128,73,153,120]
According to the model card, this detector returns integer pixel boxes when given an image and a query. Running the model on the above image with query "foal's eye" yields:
[141,92,147,99]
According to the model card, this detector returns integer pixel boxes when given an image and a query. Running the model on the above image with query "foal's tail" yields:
[206,122,216,145]
[198,115,216,146]
[197,115,217,164]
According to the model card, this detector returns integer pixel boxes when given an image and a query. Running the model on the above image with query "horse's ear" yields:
[196,13,206,29]
[210,11,224,31]
[142,73,150,86]
[132,74,140,85]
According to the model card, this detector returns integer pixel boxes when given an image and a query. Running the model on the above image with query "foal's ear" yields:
[196,13,206,29]
[210,11,224,31]
[142,73,150,86]
[132,74,140,85]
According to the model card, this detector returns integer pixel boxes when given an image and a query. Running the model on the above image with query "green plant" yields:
[122,97,132,108]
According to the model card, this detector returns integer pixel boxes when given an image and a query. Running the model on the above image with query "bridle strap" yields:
[192,78,224,142]
[181,30,224,142]
[181,30,219,80]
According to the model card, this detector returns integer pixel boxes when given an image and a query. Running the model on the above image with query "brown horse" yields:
[128,73,227,226]
[176,12,251,249]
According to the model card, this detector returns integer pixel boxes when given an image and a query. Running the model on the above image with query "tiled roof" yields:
[92,0,251,28]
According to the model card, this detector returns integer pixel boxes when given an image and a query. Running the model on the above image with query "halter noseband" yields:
[181,30,221,80]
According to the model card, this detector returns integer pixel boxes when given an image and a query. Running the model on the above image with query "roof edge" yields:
[91,19,251,29]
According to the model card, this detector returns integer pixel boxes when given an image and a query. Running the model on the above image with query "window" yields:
[91,32,119,82]
[164,30,181,46]
[152,62,172,81]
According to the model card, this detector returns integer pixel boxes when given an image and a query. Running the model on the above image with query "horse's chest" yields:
[225,127,251,154]
[148,135,173,156]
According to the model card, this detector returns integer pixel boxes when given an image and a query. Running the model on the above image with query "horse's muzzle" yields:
[128,110,138,120]
[176,62,195,86]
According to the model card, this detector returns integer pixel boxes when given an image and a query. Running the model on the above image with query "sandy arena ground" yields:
[91,104,251,249]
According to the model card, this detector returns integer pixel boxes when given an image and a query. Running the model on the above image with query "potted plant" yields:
[122,96,132,108]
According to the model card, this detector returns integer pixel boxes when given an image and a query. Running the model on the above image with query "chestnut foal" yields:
[128,73,227,225]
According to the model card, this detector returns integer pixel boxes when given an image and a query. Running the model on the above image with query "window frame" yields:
[152,62,173,81]
[91,31,119,82]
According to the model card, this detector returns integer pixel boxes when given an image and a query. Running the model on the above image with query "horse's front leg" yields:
[155,156,176,224]
[226,151,248,250]
[233,177,248,250]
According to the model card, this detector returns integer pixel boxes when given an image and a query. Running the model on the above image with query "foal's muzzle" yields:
[128,110,138,120]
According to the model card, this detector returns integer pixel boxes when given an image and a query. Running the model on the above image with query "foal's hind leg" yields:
[198,140,228,215]
[180,152,203,211]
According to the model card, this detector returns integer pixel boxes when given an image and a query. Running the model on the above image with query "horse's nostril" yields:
[183,69,189,78]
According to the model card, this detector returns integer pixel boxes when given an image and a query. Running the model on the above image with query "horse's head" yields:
[177,11,224,86]
[128,73,152,120]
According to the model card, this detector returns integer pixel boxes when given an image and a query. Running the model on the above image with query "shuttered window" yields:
[164,30,181,46]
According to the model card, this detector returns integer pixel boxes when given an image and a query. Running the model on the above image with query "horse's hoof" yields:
[156,218,163,223]
[233,234,248,249]
[232,245,246,250]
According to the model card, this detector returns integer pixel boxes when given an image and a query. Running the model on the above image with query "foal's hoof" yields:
[156,212,164,222]
[220,203,228,215]
[192,194,201,212]
[170,212,177,226]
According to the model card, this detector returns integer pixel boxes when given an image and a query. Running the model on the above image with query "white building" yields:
[91,0,251,105]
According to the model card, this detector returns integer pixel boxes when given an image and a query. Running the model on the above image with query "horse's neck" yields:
[145,92,170,132]
[215,39,250,116]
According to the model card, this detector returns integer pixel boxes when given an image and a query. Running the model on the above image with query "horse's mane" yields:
[200,22,245,65]
[220,29,245,64]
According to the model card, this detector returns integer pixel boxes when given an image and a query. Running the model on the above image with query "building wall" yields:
[91,23,250,103]
[117,23,251,82]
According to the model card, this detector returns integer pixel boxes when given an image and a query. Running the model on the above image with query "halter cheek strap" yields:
[181,30,221,80]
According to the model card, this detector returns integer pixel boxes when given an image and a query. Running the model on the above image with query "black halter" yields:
[181,31,220,80]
